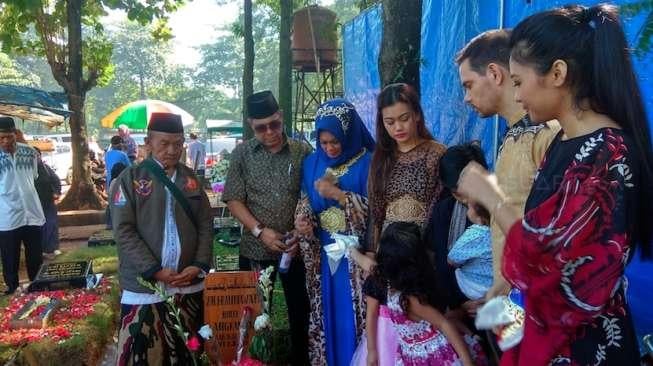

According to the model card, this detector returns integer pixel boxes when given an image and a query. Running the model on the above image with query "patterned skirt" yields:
[117,291,203,366]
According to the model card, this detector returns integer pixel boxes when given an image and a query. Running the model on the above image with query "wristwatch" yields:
[252,223,264,238]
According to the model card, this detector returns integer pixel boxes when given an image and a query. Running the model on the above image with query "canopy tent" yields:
[0,84,70,127]
[206,119,243,135]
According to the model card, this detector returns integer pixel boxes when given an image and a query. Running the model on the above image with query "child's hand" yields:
[462,298,485,317]
[485,279,510,301]
[366,348,379,366]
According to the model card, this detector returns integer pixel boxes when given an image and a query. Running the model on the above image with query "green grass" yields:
[58,246,118,275]
[0,294,9,309]
[58,245,117,262]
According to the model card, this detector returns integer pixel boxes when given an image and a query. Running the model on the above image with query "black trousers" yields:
[0,225,43,291]
[239,255,310,366]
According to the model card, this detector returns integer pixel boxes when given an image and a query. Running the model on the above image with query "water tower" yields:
[291,5,341,136]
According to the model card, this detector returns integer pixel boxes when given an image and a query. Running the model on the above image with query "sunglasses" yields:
[253,120,282,134]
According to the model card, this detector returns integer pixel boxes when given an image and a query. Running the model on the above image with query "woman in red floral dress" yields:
[457,4,653,366]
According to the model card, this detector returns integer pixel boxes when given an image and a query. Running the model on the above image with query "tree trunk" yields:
[139,72,146,100]
[242,0,255,139]
[57,0,105,211]
[278,0,293,134]
[379,0,422,93]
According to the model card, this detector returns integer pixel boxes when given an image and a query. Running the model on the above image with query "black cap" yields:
[110,135,124,146]
[246,91,279,119]
[148,113,184,133]
[0,116,16,133]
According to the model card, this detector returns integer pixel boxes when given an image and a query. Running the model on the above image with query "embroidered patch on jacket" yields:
[133,179,153,197]
[184,177,198,192]
[113,185,127,206]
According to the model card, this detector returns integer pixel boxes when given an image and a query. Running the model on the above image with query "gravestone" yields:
[87,229,115,247]
[28,261,94,292]
[10,297,61,329]
[204,271,261,364]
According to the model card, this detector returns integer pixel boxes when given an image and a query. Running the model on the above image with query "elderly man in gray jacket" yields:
[111,113,213,365]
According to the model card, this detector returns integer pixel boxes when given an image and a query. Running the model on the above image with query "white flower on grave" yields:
[259,266,274,290]
[198,324,213,340]
[254,313,271,331]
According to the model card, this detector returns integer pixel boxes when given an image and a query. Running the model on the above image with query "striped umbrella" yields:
[100,99,195,129]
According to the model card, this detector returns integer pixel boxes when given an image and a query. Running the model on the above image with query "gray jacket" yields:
[110,160,213,293]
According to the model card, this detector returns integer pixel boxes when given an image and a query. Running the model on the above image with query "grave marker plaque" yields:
[204,271,261,364]
[28,261,93,292]
[87,230,115,247]
[10,298,61,329]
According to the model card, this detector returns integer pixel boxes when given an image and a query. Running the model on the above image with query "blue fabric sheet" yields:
[342,4,383,136]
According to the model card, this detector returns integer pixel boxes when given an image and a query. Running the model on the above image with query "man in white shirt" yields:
[0,116,45,295]
[186,132,206,178]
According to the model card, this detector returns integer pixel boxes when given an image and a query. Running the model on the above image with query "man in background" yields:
[0,116,45,295]
[186,132,206,181]
[34,147,62,260]
[118,124,137,162]
[104,136,131,229]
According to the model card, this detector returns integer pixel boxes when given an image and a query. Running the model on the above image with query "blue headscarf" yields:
[302,99,375,214]
[313,98,375,166]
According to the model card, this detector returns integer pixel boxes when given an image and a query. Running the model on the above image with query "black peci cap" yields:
[0,116,16,133]
[246,91,279,119]
[148,113,184,133]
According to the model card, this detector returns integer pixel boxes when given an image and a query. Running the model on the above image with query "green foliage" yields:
[2,0,360,139]
[209,158,231,183]
[0,0,186,95]
[110,21,170,94]
[80,18,240,134]
[249,329,274,363]
[0,52,40,86]
[12,54,59,90]
[199,4,281,99]
[255,0,303,16]
[330,0,367,25]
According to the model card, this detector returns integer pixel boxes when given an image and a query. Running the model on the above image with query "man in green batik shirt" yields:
[222,90,311,365]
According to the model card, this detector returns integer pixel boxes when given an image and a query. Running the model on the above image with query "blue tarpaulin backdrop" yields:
[342,4,383,132]
[342,0,653,352]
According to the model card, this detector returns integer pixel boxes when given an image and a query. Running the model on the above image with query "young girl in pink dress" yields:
[367,222,486,366]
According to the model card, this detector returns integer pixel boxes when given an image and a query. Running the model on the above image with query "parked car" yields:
[32,133,72,150]
[28,135,72,183]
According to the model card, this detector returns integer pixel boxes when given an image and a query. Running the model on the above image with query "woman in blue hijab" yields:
[295,99,375,365]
